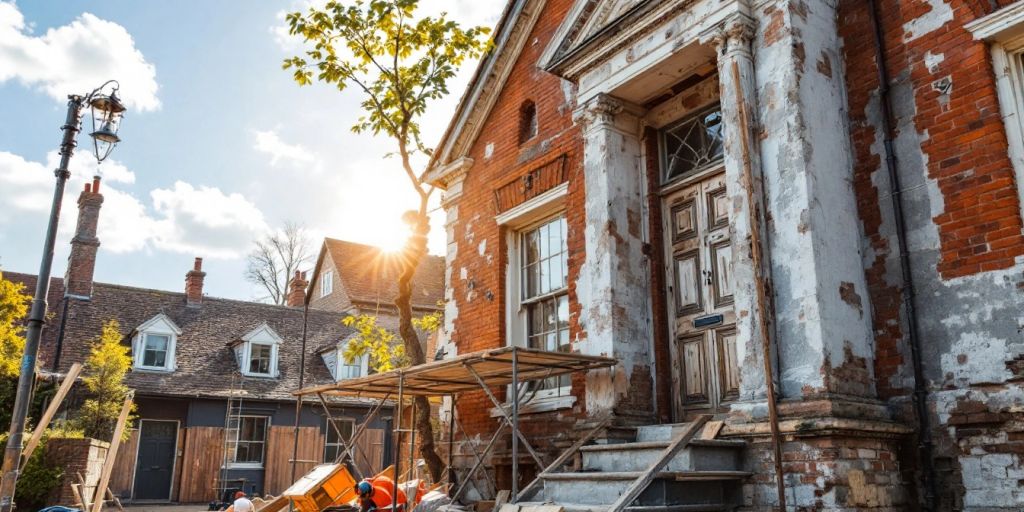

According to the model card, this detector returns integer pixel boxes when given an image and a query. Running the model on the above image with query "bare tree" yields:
[245,221,313,305]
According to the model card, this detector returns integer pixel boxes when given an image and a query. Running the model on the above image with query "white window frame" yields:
[132,314,180,372]
[239,324,282,378]
[968,5,1024,224]
[498,183,574,406]
[323,417,356,463]
[335,345,369,381]
[321,270,334,297]
[225,415,269,469]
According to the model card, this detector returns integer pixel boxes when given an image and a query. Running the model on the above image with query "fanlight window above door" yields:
[661,105,724,183]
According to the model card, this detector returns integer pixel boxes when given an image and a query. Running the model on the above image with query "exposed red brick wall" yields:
[643,127,672,423]
[743,435,907,509]
[65,179,103,298]
[840,0,1024,398]
[448,0,584,440]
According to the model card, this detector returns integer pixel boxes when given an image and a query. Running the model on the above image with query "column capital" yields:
[700,12,756,59]
[573,94,624,132]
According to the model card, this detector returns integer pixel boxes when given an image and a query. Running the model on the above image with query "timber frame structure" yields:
[292,346,617,505]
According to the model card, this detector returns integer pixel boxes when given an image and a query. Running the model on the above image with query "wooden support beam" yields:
[606,415,710,512]
[91,393,134,512]
[22,363,82,460]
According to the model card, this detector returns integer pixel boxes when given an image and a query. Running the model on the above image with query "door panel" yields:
[133,420,177,500]
[664,170,739,418]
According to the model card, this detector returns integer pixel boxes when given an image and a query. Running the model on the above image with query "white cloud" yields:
[253,129,316,167]
[150,181,269,258]
[0,1,160,111]
[0,150,268,259]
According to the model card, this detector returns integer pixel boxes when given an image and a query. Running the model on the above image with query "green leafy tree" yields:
[0,272,31,429]
[341,311,442,373]
[283,0,489,480]
[72,320,135,442]
[0,272,30,378]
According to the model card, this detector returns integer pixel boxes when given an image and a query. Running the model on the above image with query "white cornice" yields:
[422,156,474,190]
[967,2,1024,41]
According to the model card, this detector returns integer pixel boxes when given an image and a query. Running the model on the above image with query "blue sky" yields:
[0,0,503,300]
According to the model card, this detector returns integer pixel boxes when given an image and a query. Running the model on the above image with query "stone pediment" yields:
[542,0,652,72]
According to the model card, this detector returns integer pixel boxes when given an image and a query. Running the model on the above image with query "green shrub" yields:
[16,446,63,510]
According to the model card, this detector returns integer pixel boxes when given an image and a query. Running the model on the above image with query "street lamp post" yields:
[0,81,125,512]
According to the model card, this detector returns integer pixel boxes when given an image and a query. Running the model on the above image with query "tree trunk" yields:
[395,211,445,482]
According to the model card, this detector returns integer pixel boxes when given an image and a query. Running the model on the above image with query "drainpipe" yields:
[866,1,938,509]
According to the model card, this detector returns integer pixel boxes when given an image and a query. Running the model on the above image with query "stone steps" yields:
[579,439,744,473]
[531,421,747,509]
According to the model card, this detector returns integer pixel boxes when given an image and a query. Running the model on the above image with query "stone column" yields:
[572,95,654,420]
[749,0,877,401]
[703,13,776,412]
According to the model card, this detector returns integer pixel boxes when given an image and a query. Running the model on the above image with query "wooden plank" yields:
[699,420,724,440]
[606,415,710,512]
[263,426,323,496]
[92,395,134,512]
[178,426,226,502]
[108,427,140,498]
[171,427,186,502]
[23,362,82,459]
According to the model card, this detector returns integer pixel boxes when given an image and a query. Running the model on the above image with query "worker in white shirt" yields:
[226,490,254,512]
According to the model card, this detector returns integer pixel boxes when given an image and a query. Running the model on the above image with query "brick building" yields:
[424,0,1024,509]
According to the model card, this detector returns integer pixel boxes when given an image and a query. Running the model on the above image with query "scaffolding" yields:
[292,346,617,505]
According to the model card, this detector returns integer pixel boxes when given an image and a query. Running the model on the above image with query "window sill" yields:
[224,463,263,470]
[241,372,276,379]
[488,394,576,417]
[133,366,174,373]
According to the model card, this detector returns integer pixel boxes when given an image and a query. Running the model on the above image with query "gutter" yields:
[867,1,938,509]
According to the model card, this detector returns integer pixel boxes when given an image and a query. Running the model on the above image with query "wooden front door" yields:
[133,420,178,501]
[663,170,739,418]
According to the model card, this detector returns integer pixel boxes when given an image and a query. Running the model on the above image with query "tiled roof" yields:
[322,238,444,310]
[3,271,361,404]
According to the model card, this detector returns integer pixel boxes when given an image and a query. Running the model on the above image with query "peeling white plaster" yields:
[924,51,944,74]
[940,332,1012,384]
[477,238,487,256]
[902,0,953,42]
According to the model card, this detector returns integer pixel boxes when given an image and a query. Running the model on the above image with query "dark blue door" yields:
[133,421,177,500]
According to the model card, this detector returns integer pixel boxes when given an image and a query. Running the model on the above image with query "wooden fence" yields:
[178,427,226,502]
[263,426,324,496]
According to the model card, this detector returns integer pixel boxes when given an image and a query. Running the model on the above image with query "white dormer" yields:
[320,335,369,381]
[235,323,282,378]
[132,314,182,372]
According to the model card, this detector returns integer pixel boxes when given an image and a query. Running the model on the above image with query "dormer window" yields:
[320,336,369,381]
[142,334,170,368]
[248,343,274,375]
[519,100,538,144]
[132,314,181,372]
[234,324,282,378]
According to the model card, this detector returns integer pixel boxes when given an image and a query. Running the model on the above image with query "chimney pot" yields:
[185,256,207,306]
[84,183,91,194]
[92,176,100,194]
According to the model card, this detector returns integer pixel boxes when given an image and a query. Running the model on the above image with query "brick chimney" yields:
[185,257,206,306]
[64,177,104,298]
[286,270,308,307]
